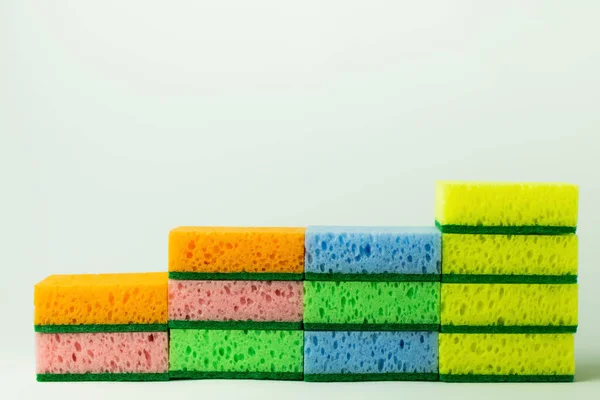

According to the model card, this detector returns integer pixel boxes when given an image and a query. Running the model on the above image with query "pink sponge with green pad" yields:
[168,280,303,330]
[36,332,169,381]
[169,329,303,380]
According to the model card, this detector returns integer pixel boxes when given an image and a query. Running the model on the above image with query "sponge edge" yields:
[441,283,578,332]
[168,227,305,275]
[304,226,440,278]
[303,331,438,380]
[439,333,575,379]
[303,281,440,330]
[34,273,167,327]
[442,234,578,278]
[435,181,578,233]
[169,329,303,380]
[36,332,169,375]
[168,280,303,328]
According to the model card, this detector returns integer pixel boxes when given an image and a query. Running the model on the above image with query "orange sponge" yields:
[34,273,167,331]
[168,227,305,279]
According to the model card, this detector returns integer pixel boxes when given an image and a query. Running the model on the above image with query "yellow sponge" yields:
[441,283,578,333]
[168,227,305,280]
[34,272,168,332]
[435,181,578,234]
[439,333,574,382]
[442,234,578,282]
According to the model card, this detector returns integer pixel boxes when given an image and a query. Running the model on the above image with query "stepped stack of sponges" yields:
[34,273,169,381]
[303,227,441,381]
[436,181,579,382]
[167,227,305,380]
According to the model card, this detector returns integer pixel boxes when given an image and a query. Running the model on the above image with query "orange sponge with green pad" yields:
[34,273,168,381]
[435,181,578,234]
[34,273,168,332]
[168,227,305,280]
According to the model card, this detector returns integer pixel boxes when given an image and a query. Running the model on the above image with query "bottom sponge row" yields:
[36,330,575,382]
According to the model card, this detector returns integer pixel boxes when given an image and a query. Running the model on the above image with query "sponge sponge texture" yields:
[169,329,303,380]
[304,331,438,379]
[435,181,578,233]
[36,332,168,375]
[34,273,167,328]
[168,280,303,326]
[439,333,574,380]
[304,281,440,330]
[442,234,578,278]
[441,283,578,332]
[168,227,305,276]
[305,226,440,278]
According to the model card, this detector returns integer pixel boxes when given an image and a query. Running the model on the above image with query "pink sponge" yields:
[36,332,168,375]
[168,280,303,328]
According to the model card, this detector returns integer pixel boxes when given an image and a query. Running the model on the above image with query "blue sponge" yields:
[304,226,441,280]
[304,331,438,381]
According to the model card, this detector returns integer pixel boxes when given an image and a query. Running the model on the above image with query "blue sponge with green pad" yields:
[304,331,438,381]
[304,226,441,281]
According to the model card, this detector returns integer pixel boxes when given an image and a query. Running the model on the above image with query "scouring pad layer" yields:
[168,280,302,328]
[439,333,574,379]
[36,332,168,376]
[34,273,167,327]
[304,331,438,381]
[441,283,577,332]
[435,181,578,234]
[304,281,439,330]
[169,329,303,380]
[442,233,578,278]
[168,227,305,276]
[304,226,440,279]
[37,373,169,382]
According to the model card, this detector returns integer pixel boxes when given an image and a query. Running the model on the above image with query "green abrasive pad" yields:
[34,324,168,334]
[37,373,169,382]
[435,221,576,235]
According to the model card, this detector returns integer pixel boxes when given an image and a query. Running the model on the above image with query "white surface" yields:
[1,1,600,398]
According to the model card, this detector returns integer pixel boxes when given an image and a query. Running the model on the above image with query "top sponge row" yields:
[435,181,578,234]
[168,226,440,281]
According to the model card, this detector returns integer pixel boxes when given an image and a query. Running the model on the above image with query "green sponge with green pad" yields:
[303,281,440,331]
[169,329,303,380]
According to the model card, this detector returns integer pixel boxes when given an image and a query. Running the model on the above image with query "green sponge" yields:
[169,329,303,380]
[303,281,440,331]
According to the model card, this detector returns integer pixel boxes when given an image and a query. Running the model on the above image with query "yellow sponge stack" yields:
[436,181,578,382]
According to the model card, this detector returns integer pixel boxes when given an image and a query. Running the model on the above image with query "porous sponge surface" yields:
[435,181,579,228]
[439,333,574,375]
[441,283,578,328]
[169,329,303,373]
[442,234,578,276]
[168,280,303,322]
[36,332,168,374]
[34,273,167,326]
[168,227,305,274]
[305,226,440,275]
[304,281,440,327]
[304,331,438,375]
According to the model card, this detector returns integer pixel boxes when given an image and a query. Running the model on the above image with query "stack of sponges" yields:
[167,227,305,380]
[435,181,579,382]
[34,273,169,381]
[303,227,441,381]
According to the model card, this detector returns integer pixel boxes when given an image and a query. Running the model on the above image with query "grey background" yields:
[1,1,599,398]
